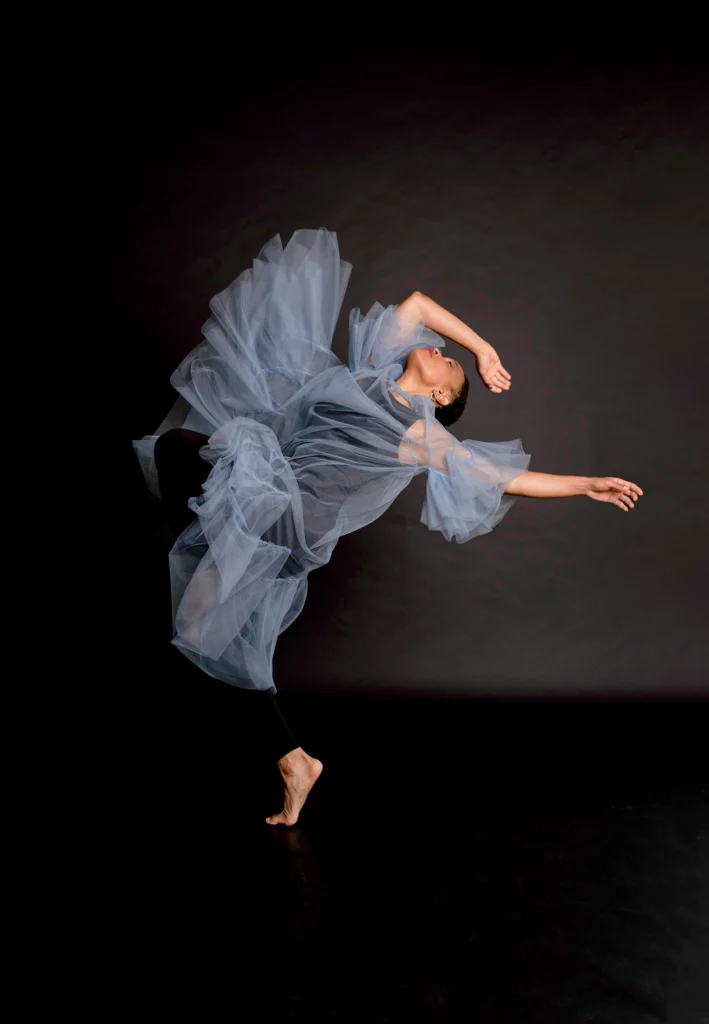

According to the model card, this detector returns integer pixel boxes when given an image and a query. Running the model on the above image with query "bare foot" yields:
[265,747,323,826]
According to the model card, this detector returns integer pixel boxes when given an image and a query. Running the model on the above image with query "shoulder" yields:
[402,417,455,444]
[399,417,450,464]
[398,417,472,469]
[398,417,425,466]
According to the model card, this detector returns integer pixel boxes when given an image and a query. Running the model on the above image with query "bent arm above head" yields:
[396,291,490,357]
[396,291,512,394]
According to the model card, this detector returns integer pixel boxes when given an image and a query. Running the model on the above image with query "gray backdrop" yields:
[117,53,708,697]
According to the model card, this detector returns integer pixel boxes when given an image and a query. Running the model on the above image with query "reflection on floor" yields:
[95,690,708,1022]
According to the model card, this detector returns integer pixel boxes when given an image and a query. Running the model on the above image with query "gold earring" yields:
[431,390,435,402]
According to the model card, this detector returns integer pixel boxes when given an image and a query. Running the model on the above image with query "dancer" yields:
[133,229,642,825]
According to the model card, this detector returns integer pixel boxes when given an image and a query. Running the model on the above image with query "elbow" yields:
[409,291,429,320]
[397,291,426,324]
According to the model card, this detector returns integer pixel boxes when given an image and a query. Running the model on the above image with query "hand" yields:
[475,344,512,393]
[586,477,644,511]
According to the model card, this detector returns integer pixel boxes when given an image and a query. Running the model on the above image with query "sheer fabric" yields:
[133,229,530,689]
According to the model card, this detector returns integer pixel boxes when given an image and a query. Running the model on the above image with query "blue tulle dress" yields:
[133,229,531,691]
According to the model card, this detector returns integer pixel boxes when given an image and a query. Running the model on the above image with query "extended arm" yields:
[504,472,590,497]
[505,471,643,511]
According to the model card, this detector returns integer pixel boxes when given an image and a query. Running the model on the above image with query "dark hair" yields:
[434,373,469,427]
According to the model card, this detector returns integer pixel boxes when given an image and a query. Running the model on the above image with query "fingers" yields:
[487,372,511,392]
[481,356,512,393]
[612,477,643,496]
[616,490,637,509]
[590,477,643,509]
[608,478,643,510]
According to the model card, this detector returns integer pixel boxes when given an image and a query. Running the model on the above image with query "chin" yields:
[415,347,438,381]
[410,347,430,369]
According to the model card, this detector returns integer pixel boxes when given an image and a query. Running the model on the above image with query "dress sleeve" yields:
[348,302,447,373]
[399,416,531,543]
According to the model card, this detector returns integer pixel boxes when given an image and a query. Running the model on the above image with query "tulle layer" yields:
[167,418,308,689]
[348,301,446,373]
[133,228,530,688]
[421,438,531,543]
[166,397,415,689]
[171,229,351,427]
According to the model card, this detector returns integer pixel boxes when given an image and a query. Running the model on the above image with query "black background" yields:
[112,33,708,698]
[99,22,708,1021]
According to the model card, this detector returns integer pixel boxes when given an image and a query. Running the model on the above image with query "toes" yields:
[265,812,296,826]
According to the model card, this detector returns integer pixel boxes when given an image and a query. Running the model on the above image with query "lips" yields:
[425,347,434,356]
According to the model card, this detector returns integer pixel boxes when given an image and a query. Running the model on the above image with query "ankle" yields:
[278,747,307,773]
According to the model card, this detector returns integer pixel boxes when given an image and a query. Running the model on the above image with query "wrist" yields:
[465,334,491,358]
[577,476,594,496]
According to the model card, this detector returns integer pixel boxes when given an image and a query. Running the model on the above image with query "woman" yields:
[133,228,643,826]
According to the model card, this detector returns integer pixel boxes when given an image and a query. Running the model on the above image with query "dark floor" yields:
[97,687,708,1022]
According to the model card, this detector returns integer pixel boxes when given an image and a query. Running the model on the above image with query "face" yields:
[407,347,465,406]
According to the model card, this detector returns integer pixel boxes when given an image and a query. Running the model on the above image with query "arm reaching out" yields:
[397,291,512,394]
[505,472,644,511]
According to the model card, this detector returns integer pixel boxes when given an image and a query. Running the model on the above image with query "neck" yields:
[393,368,428,401]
